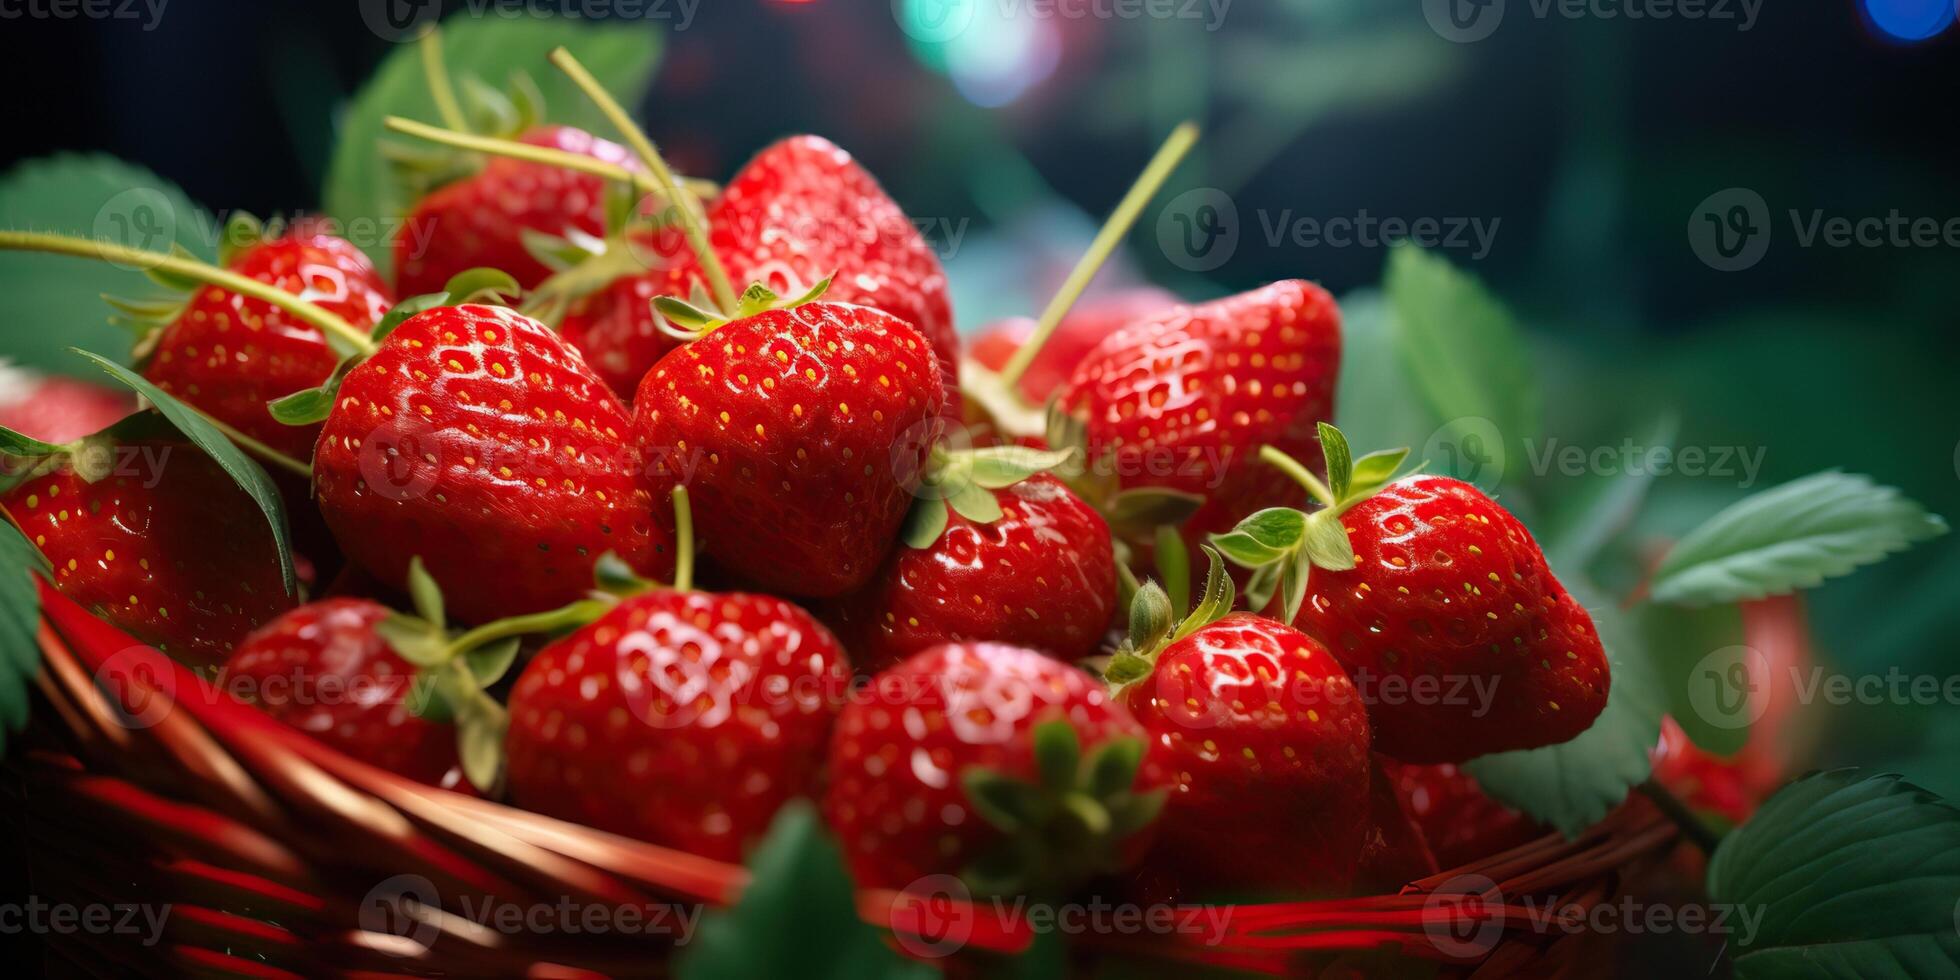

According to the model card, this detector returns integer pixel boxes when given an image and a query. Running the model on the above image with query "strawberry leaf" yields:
[1319,421,1353,502]
[1707,770,1960,978]
[1349,447,1410,498]
[1153,524,1190,619]
[0,154,216,377]
[946,481,1004,526]
[677,803,936,980]
[324,16,661,273]
[371,292,451,344]
[1212,507,1305,566]
[454,695,508,795]
[441,267,520,306]
[462,637,522,687]
[901,499,951,549]
[74,351,297,596]
[1650,471,1947,606]
[0,522,49,753]
[965,446,1075,490]
[1384,244,1541,486]
[1464,575,1664,835]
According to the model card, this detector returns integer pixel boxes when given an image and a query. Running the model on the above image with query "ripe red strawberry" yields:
[564,135,956,398]
[221,597,471,791]
[2,437,291,666]
[395,125,641,297]
[822,470,1117,674]
[313,304,667,624]
[632,299,945,598]
[1382,760,1543,868]
[143,227,392,461]
[505,588,850,861]
[966,287,1175,405]
[823,642,1166,894]
[1354,755,1438,893]
[1281,473,1610,763]
[0,362,132,443]
[1109,562,1371,898]
[1060,280,1341,545]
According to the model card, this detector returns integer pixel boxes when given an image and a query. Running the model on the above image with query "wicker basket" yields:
[7,582,1680,977]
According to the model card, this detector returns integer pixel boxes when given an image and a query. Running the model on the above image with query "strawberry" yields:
[561,135,956,399]
[632,296,946,598]
[1058,280,1341,545]
[823,642,1167,894]
[1382,760,1543,868]
[141,222,393,461]
[1106,553,1371,898]
[0,361,132,444]
[396,125,642,298]
[222,597,470,791]
[311,303,668,624]
[2,427,291,666]
[966,287,1175,405]
[505,492,850,862]
[1354,755,1439,893]
[821,460,1117,675]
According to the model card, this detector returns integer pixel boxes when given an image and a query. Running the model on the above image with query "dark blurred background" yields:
[1,0,1957,789]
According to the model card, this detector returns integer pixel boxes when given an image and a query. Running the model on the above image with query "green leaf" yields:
[0,427,64,460]
[1211,507,1305,567]
[1084,737,1145,799]
[901,499,950,550]
[654,295,719,330]
[75,351,296,595]
[323,17,662,273]
[1300,511,1357,572]
[946,481,1004,526]
[454,697,507,794]
[1708,770,1960,979]
[1349,447,1409,496]
[266,386,336,427]
[1032,720,1081,795]
[964,446,1075,489]
[462,637,522,687]
[405,556,445,630]
[678,803,935,980]
[374,615,448,669]
[735,281,780,317]
[1319,421,1352,502]
[1650,471,1947,606]
[1127,582,1174,650]
[0,154,217,377]
[1635,602,1750,757]
[1384,244,1541,480]
[372,293,451,344]
[1175,546,1237,641]
[443,267,521,306]
[1542,415,1675,573]
[1102,486,1204,534]
[1465,576,1664,835]
[1277,550,1312,624]
[0,521,48,752]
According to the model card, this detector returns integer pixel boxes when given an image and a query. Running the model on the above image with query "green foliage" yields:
[0,521,49,754]
[323,16,661,272]
[1708,770,1960,978]
[0,155,215,376]
[677,803,935,980]
[1651,471,1946,606]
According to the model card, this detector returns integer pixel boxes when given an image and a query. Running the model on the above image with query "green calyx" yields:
[1104,545,1236,702]
[1209,422,1413,622]
[900,442,1078,549]
[651,275,834,343]
[374,556,612,795]
[1041,402,1205,541]
[959,719,1167,899]
[0,411,185,495]
[267,268,517,427]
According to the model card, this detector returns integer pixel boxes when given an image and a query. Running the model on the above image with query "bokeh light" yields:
[1860,0,1955,42]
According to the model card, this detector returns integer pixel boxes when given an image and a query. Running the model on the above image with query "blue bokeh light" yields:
[1861,0,1955,42]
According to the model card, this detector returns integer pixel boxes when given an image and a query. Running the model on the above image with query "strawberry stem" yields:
[441,598,612,660]
[997,121,1199,390]
[1635,778,1721,854]
[1258,444,1335,509]
[417,26,469,134]
[671,484,695,593]
[383,117,720,202]
[0,232,374,356]
[548,47,739,315]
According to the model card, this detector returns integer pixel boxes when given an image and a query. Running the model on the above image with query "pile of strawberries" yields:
[0,42,1615,916]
